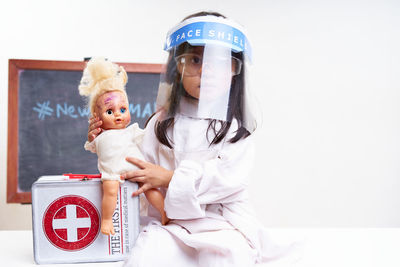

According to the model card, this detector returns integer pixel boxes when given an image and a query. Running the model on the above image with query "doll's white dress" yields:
[123,99,293,267]
[84,123,144,181]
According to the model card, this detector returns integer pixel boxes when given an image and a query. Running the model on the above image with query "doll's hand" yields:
[88,115,103,142]
[121,157,174,197]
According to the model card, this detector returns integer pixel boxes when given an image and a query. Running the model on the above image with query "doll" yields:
[79,57,169,235]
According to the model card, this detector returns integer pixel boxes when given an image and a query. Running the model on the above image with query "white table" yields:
[0,231,123,267]
[1,229,399,266]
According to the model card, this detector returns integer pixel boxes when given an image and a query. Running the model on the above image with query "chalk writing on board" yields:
[33,101,157,120]
[32,101,54,120]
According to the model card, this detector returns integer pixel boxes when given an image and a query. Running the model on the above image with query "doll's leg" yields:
[145,188,170,225]
[101,180,120,235]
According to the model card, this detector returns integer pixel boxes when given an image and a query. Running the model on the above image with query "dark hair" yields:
[152,11,253,148]
[182,11,227,21]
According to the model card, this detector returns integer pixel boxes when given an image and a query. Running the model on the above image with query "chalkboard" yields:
[7,59,162,203]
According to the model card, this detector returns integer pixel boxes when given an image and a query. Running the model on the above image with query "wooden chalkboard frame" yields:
[7,59,162,204]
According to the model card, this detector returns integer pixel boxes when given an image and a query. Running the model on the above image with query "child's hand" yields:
[121,157,174,197]
[88,115,103,142]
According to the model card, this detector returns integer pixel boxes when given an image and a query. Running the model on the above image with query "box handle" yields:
[63,173,102,181]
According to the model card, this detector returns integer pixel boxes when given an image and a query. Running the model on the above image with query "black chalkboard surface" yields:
[7,59,162,203]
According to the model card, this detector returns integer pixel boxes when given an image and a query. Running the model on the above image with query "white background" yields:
[1,0,399,229]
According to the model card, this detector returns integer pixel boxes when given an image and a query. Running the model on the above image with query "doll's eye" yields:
[120,108,126,113]
[106,109,113,115]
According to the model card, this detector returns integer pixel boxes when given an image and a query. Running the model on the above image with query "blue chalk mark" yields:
[33,101,53,120]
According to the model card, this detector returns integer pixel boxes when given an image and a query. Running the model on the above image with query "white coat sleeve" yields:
[164,136,255,220]
[139,115,160,164]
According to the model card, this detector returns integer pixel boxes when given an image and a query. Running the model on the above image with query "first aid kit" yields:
[31,174,140,264]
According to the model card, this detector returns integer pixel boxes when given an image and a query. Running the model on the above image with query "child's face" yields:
[178,47,202,99]
[177,46,234,100]
[95,91,131,130]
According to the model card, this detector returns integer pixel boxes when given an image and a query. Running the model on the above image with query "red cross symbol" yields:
[43,195,100,251]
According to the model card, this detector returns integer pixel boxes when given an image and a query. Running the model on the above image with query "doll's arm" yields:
[128,123,145,145]
[101,180,120,235]
[84,140,97,153]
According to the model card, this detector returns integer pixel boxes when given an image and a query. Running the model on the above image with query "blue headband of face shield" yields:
[164,16,252,62]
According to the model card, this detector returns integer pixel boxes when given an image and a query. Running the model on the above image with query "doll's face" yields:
[95,91,131,130]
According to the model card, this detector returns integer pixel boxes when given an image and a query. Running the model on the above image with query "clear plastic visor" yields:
[177,44,240,121]
[156,42,256,133]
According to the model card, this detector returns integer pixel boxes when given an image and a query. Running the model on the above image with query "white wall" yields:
[1,0,399,230]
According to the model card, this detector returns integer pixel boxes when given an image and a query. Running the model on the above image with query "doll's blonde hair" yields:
[78,57,128,115]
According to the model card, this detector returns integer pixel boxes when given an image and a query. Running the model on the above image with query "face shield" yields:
[156,15,256,133]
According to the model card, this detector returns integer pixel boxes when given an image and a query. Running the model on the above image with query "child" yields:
[88,12,293,266]
[79,58,169,235]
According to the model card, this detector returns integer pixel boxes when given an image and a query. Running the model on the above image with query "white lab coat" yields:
[123,99,291,267]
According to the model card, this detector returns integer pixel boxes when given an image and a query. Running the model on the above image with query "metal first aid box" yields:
[32,175,139,264]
